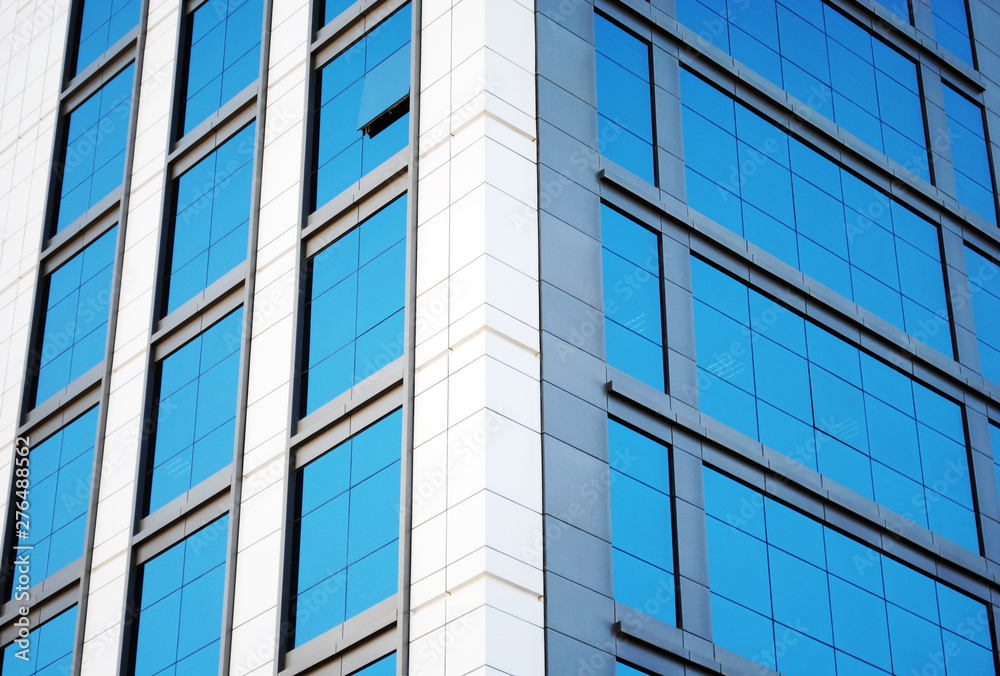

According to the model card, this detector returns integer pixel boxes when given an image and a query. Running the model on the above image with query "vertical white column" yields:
[78,0,179,672]
[408,0,544,672]
[0,0,68,542]
[227,1,309,673]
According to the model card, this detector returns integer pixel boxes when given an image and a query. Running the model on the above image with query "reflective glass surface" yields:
[692,257,978,551]
[166,122,255,314]
[677,1,928,180]
[74,0,141,75]
[595,14,655,184]
[602,205,663,390]
[681,69,952,356]
[57,66,133,231]
[615,663,649,676]
[146,308,243,514]
[704,467,995,675]
[931,0,974,67]
[35,227,117,407]
[303,195,406,414]
[292,410,401,647]
[182,0,263,135]
[610,420,675,624]
[314,5,411,209]
[350,654,396,676]
[0,606,77,676]
[9,409,97,599]
[133,516,228,676]
[992,424,1000,514]
[943,84,996,225]
[322,0,356,28]
[965,247,1000,385]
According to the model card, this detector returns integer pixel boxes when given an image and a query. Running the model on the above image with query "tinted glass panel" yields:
[943,84,996,225]
[350,654,396,676]
[165,122,255,314]
[292,410,401,647]
[692,257,978,551]
[966,247,1000,385]
[34,226,117,407]
[681,69,953,357]
[9,409,97,599]
[133,517,228,676]
[931,0,974,66]
[992,424,1000,514]
[0,606,77,675]
[57,65,133,231]
[146,308,243,514]
[676,1,928,180]
[303,195,406,414]
[74,0,141,75]
[182,0,264,135]
[704,467,994,675]
[313,4,411,208]
[602,205,664,390]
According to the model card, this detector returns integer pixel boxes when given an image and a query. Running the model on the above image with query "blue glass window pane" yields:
[293,411,401,647]
[56,66,133,231]
[167,123,255,314]
[1,606,77,676]
[314,5,411,208]
[74,0,141,75]
[931,0,974,66]
[351,654,397,676]
[943,84,996,225]
[967,247,1000,385]
[133,517,228,676]
[147,309,243,514]
[34,227,117,406]
[304,196,406,414]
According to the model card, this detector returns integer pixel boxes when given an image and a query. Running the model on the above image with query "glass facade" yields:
[313,4,411,209]
[132,516,229,675]
[56,65,133,231]
[692,256,978,551]
[302,195,406,414]
[943,83,996,225]
[291,410,402,647]
[34,227,117,407]
[73,0,141,75]
[0,606,77,676]
[181,0,264,135]
[146,308,243,514]
[677,0,929,181]
[931,0,974,66]
[705,467,994,675]
[682,69,952,356]
[966,246,1000,385]
[165,122,255,314]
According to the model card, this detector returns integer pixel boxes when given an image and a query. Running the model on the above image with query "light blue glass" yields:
[74,0,141,75]
[35,227,117,406]
[0,606,77,676]
[166,122,255,314]
[693,257,978,551]
[682,69,953,357]
[304,195,406,414]
[133,516,228,676]
[57,66,133,231]
[293,411,401,647]
[931,0,974,66]
[966,247,1000,385]
[944,84,996,224]
[147,308,243,514]
[351,654,396,676]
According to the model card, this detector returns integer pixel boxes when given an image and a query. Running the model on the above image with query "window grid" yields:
[942,83,996,226]
[930,0,974,67]
[965,246,1000,386]
[0,606,77,675]
[73,0,141,76]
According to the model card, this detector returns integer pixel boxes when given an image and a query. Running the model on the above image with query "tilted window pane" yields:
[931,0,974,67]
[676,1,928,181]
[56,65,133,231]
[692,257,979,551]
[146,308,243,514]
[8,409,97,600]
[965,247,1000,385]
[0,606,77,675]
[609,420,675,624]
[165,122,255,314]
[595,14,655,185]
[132,517,228,676]
[704,467,995,675]
[34,226,117,407]
[943,84,996,225]
[292,410,401,647]
[181,0,264,135]
[73,0,141,75]
[313,5,411,209]
[681,69,953,357]
[601,205,664,390]
[303,195,406,414]
[350,654,396,676]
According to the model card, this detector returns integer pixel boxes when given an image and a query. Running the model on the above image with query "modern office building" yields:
[1,0,1000,673]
